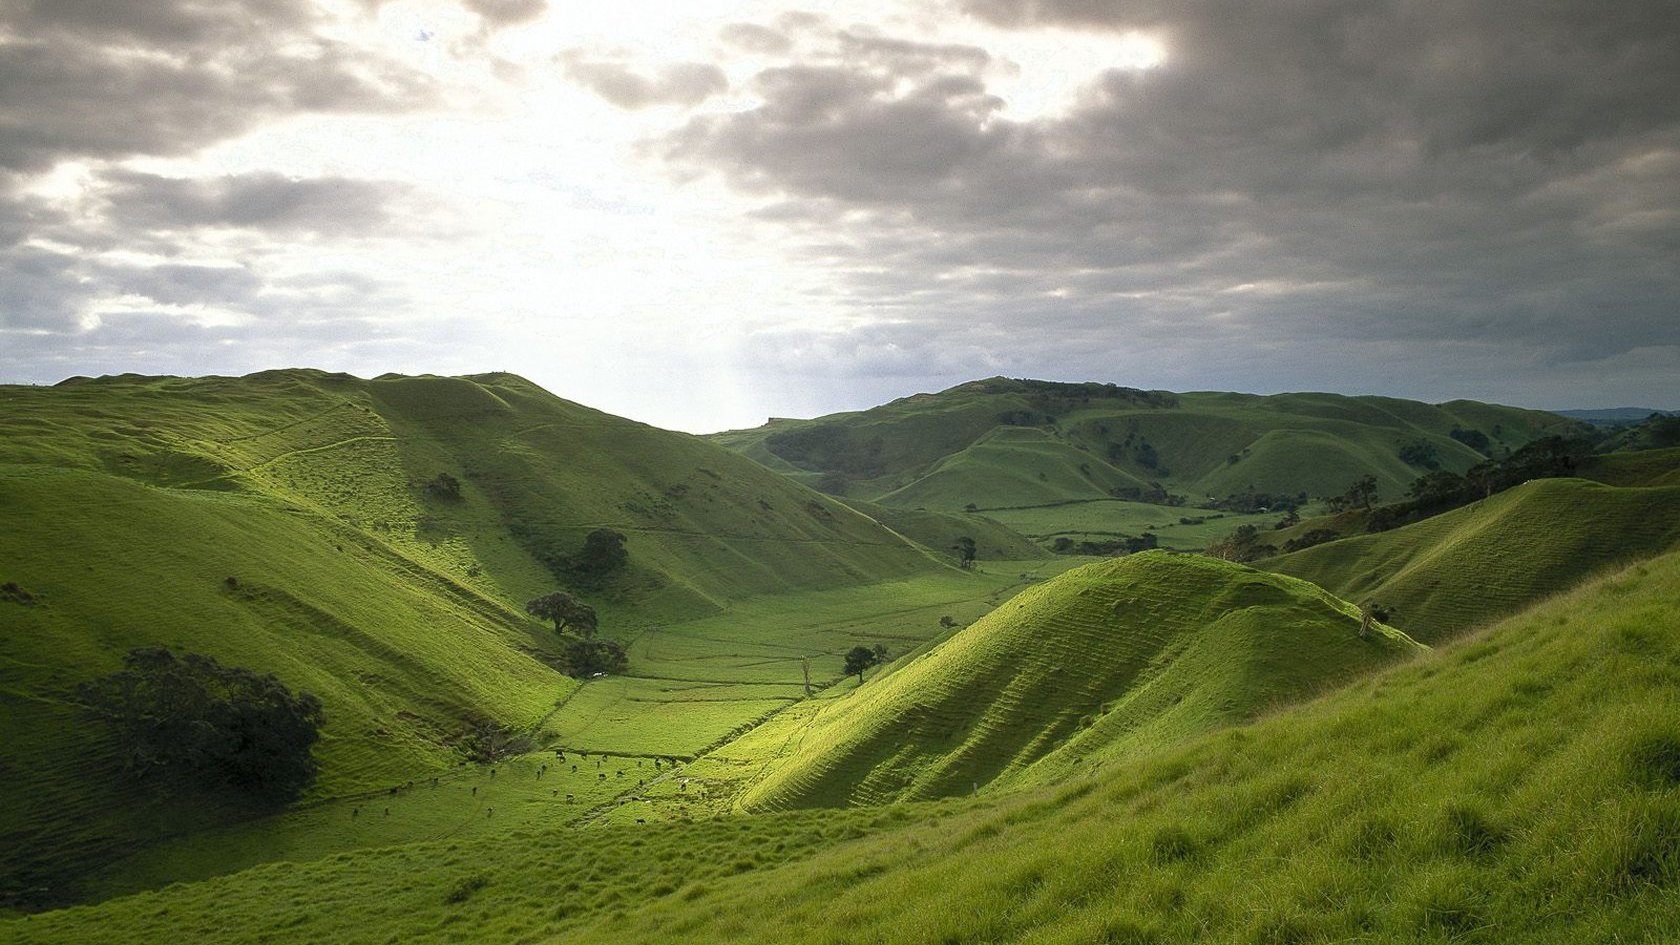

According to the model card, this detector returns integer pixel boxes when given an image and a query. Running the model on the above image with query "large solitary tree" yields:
[953,536,977,570]
[843,644,890,684]
[525,591,598,636]
[526,592,625,678]
[569,528,628,586]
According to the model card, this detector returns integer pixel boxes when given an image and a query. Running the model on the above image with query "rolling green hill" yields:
[16,544,1680,944]
[712,379,1584,527]
[1265,477,1680,643]
[0,370,949,907]
[736,551,1421,810]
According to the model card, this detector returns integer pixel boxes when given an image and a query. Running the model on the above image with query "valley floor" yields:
[64,560,1078,904]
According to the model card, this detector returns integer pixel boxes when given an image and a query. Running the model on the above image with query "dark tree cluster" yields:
[425,472,462,501]
[1207,524,1278,562]
[1397,440,1442,470]
[1282,529,1342,553]
[1052,533,1158,556]
[1107,482,1182,505]
[78,647,324,800]
[1207,490,1306,514]
[953,536,977,569]
[1106,432,1167,474]
[1366,436,1593,532]
[1449,427,1492,453]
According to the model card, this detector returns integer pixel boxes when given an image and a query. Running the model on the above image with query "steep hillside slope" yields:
[20,547,1680,944]
[1266,477,1680,643]
[712,378,1583,515]
[737,552,1421,810]
[0,370,943,906]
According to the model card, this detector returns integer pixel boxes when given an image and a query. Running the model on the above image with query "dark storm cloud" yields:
[0,0,433,172]
[100,171,409,236]
[109,264,264,308]
[671,1,1680,401]
[562,54,729,110]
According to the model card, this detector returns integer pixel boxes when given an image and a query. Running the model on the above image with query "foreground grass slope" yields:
[713,378,1582,520]
[0,370,945,906]
[1266,477,1680,643]
[15,549,1680,944]
[739,551,1420,810]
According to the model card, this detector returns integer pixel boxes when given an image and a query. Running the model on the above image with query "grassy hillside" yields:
[0,370,948,907]
[1266,477,1680,643]
[713,379,1584,524]
[736,551,1420,810]
[835,497,1051,564]
[1579,446,1680,487]
[16,548,1680,944]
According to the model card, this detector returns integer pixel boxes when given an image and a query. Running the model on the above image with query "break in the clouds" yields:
[1,0,1677,431]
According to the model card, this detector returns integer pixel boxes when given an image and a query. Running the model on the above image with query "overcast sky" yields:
[2,0,1676,431]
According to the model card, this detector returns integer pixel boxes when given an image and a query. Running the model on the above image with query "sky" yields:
[1,0,1676,432]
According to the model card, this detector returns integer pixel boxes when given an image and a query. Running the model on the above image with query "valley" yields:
[2,371,1677,944]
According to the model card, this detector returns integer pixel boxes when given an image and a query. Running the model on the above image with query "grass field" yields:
[1265,477,1680,643]
[978,497,1284,551]
[14,550,1680,945]
[737,551,1421,810]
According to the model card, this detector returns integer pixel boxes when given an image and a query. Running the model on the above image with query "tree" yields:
[569,528,628,585]
[843,645,885,684]
[1339,475,1379,512]
[78,647,324,800]
[526,591,599,636]
[562,638,627,677]
[1397,440,1441,470]
[953,536,977,570]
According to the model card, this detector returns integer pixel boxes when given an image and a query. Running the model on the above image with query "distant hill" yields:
[712,378,1586,533]
[1265,476,1680,642]
[0,369,944,907]
[739,551,1421,810]
[1552,407,1677,425]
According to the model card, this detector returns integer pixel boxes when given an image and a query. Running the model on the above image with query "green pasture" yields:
[739,551,1421,810]
[979,498,1284,550]
[16,551,1680,945]
[1266,477,1680,643]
